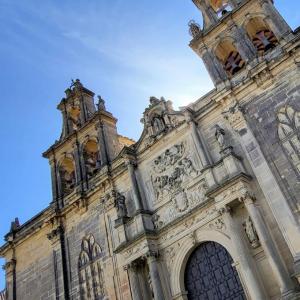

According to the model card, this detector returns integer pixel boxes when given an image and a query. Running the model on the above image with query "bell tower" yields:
[43,80,131,207]
[189,0,293,86]
[57,79,96,139]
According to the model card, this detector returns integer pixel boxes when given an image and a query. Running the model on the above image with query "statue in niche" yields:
[68,105,81,131]
[243,217,260,248]
[114,192,127,218]
[215,124,226,149]
[152,115,165,134]
[84,150,99,177]
[60,167,75,194]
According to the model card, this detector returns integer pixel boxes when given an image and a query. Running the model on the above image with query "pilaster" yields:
[146,251,166,300]
[126,159,143,212]
[219,206,267,300]
[223,103,300,264]
[240,191,299,299]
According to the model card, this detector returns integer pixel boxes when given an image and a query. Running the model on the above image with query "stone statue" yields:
[243,217,260,248]
[215,124,226,149]
[97,96,106,111]
[179,158,198,177]
[152,116,165,134]
[114,192,127,218]
[84,151,99,177]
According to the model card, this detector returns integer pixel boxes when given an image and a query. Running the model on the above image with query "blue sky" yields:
[0,0,299,289]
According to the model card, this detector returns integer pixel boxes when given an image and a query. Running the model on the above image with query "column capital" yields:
[124,258,145,271]
[47,225,64,246]
[239,188,256,205]
[3,259,16,276]
[125,159,137,168]
[218,205,232,216]
[145,250,159,262]
[222,103,247,132]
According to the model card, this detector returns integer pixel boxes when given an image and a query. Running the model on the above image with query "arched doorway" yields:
[184,241,246,300]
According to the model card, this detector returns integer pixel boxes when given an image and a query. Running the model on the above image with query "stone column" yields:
[126,160,142,211]
[96,122,109,166]
[260,0,292,40]
[241,191,297,298]
[219,206,266,299]
[49,158,59,203]
[3,259,16,300]
[199,46,228,85]
[184,110,211,168]
[223,104,300,260]
[230,23,257,63]
[147,252,165,300]
[126,264,143,300]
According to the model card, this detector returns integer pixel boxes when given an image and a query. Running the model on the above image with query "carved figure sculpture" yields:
[243,217,260,248]
[84,150,99,178]
[179,158,198,177]
[114,192,127,218]
[152,115,165,134]
[59,167,76,195]
[215,124,226,149]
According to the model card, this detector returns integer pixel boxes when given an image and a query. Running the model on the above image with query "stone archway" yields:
[184,241,246,300]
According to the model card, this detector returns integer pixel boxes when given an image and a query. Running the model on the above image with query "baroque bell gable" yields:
[1,1,300,300]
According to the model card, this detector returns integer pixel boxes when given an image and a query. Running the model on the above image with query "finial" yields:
[10,217,20,233]
[188,20,202,38]
[149,96,160,105]
[97,95,106,111]
[70,78,83,89]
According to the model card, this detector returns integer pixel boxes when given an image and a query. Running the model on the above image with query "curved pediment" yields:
[135,97,186,152]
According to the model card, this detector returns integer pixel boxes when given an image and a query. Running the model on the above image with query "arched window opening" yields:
[277,105,300,174]
[78,235,105,300]
[83,140,101,178]
[210,0,232,18]
[59,157,76,196]
[215,40,245,77]
[246,17,278,55]
[68,106,81,130]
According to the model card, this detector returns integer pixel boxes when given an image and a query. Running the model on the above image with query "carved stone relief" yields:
[151,142,200,203]
[277,105,300,174]
[151,178,209,230]
[78,235,106,299]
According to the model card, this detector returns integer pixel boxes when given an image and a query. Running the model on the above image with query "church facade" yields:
[1,0,300,299]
